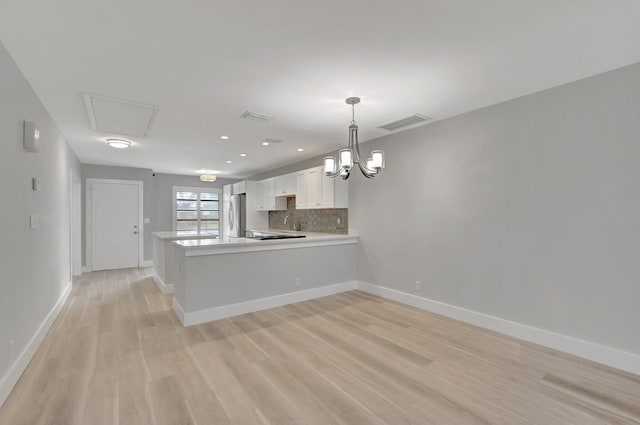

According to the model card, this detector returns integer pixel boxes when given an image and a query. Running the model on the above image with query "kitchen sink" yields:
[244,230,306,240]
[257,235,306,240]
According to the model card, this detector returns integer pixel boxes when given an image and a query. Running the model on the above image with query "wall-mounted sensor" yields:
[23,121,40,153]
[32,177,40,191]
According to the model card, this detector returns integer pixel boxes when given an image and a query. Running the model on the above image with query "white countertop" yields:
[153,231,221,240]
[173,230,358,256]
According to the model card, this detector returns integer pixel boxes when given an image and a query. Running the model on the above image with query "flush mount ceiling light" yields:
[240,153,247,157]
[324,97,385,179]
[261,141,270,146]
[106,138,131,149]
[200,174,217,182]
[220,135,229,140]
[225,160,232,164]
[297,148,304,152]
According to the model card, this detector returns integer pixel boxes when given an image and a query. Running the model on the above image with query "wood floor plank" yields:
[2,272,640,425]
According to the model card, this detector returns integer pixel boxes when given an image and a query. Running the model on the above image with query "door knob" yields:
[133,225,138,229]
[133,231,138,235]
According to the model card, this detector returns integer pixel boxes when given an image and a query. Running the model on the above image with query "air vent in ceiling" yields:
[378,113,431,131]
[241,110,274,122]
[83,93,159,137]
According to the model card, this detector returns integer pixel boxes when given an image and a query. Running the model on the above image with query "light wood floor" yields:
[1,269,640,425]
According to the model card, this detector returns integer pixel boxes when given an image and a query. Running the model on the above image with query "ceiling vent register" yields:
[378,113,431,131]
[241,110,275,122]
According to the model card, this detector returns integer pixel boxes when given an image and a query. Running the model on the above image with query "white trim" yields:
[176,281,358,326]
[140,260,153,268]
[357,282,640,376]
[81,266,91,274]
[0,281,72,408]
[151,269,174,294]
[70,171,82,277]
[173,298,186,324]
[85,178,144,271]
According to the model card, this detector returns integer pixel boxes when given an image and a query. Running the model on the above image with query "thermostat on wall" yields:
[23,121,40,153]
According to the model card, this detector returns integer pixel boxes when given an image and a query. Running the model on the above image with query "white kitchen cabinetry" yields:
[256,178,286,211]
[274,173,296,197]
[296,166,348,209]
[231,180,246,195]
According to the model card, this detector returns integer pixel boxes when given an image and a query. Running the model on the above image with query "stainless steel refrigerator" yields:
[227,193,246,237]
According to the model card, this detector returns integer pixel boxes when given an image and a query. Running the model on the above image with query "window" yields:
[173,187,221,236]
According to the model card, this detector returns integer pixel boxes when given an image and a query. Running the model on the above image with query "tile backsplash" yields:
[268,197,348,234]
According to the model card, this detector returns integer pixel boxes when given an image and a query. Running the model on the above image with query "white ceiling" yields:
[1,0,640,178]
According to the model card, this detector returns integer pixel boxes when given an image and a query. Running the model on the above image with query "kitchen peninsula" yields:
[153,231,358,326]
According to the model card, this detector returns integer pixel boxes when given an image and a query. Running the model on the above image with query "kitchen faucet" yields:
[284,214,301,231]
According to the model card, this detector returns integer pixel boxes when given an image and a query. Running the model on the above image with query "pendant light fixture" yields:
[199,174,217,182]
[324,97,385,179]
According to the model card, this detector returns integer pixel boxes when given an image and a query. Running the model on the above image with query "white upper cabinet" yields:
[274,173,296,197]
[296,166,348,209]
[254,167,347,212]
[256,178,286,211]
[231,180,246,195]
[295,171,307,209]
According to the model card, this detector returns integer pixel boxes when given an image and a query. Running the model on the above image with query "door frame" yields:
[69,170,82,277]
[85,178,144,272]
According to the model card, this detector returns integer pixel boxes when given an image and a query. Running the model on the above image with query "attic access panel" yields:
[83,93,159,137]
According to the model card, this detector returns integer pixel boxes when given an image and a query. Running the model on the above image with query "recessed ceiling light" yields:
[106,138,131,149]
[261,142,270,146]
[226,160,233,164]
[240,153,247,157]
[297,148,304,152]
[220,135,229,140]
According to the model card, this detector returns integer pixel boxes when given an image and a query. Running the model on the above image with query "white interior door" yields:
[91,181,140,271]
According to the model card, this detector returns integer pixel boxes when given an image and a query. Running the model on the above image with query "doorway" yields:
[86,178,143,271]
[70,171,81,276]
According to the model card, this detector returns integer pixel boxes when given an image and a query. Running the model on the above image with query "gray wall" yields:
[253,62,640,358]
[81,166,238,265]
[152,173,237,234]
[351,62,640,356]
[250,155,326,181]
[0,42,81,398]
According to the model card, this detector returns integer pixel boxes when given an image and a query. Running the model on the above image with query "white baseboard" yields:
[0,281,72,408]
[173,298,185,324]
[177,281,358,326]
[357,282,640,376]
[139,260,153,268]
[150,269,174,294]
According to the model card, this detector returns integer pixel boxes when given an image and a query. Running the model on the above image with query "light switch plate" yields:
[32,177,40,191]
[23,121,40,153]
[143,218,150,224]
[29,214,39,229]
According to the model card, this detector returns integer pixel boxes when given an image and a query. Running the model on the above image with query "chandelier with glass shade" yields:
[324,97,385,180]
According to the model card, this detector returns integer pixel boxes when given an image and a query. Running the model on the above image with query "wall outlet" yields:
[295,277,301,288]
[415,280,422,290]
